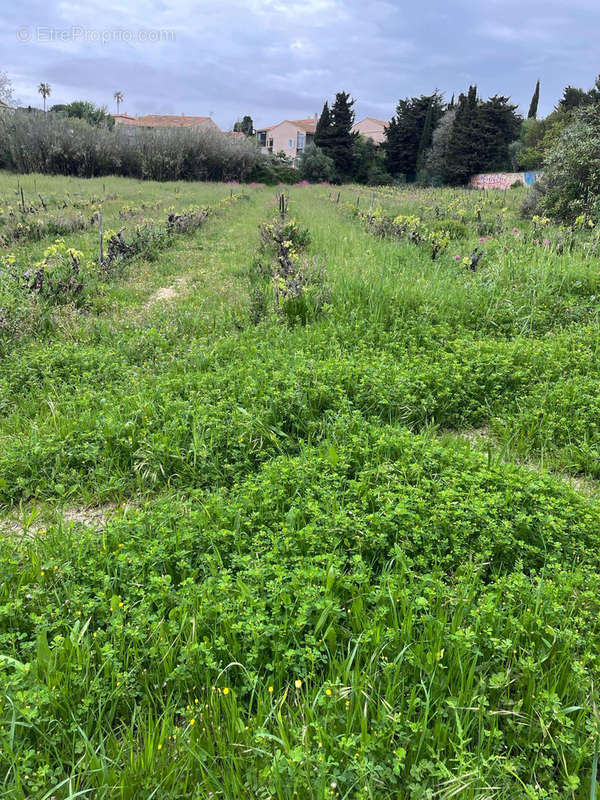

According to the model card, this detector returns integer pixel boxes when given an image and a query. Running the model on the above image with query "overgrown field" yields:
[1,173,600,799]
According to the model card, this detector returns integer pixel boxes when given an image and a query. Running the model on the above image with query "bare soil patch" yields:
[145,275,189,307]
[0,502,129,538]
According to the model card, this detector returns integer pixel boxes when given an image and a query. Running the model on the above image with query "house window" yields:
[297,132,305,151]
[289,139,294,149]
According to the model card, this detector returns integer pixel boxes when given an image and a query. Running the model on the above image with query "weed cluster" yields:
[0,213,91,246]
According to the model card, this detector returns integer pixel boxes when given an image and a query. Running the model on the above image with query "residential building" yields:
[114,113,219,131]
[351,117,388,144]
[113,113,138,127]
[255,116,318,162]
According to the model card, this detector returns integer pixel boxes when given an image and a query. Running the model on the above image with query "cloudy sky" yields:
[2,0,599,129]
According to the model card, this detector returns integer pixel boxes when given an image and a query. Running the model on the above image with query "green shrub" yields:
[299,143,336,183]
[23,240,87,306]
[0,110,264,181]
[541,104,600,222]
[427,217,468,239]
[248,158,301,185]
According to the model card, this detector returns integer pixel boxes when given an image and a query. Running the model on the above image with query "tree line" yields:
[3,67,600,189]
[297,75,600,185]
[298,86,524,185]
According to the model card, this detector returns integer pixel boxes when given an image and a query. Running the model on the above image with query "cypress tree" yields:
[423,108,457,184]
[479,95,521,169]
[314,102,332,151]
[328,91,358,179]
[527,80,540,119]
[558,86,590,110]
[384,91,444,179]
[444,86,521,184]
[443,86,480,184]
[233,115,254,135]
[416,97,434,176]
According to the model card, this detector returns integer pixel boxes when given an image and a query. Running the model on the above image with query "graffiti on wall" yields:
[469,171,541,189]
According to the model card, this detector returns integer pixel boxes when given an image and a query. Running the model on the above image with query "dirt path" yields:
[145,275,189,307]
[0,501,138,538]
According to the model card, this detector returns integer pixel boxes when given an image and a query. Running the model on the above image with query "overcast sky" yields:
[3,0,599,129]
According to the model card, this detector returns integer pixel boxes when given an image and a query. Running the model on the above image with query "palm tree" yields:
[38,82,51,112]
[113,90,124,115]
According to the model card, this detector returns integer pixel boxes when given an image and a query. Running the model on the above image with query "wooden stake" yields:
[98,211,103,264]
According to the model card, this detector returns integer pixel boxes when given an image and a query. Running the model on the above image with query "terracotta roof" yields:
[136,114,218,129]
[292,117,317,133]
[113,113,138,125]
[352,117,388,128]
[114,113,219,130]
[258,117,317,134]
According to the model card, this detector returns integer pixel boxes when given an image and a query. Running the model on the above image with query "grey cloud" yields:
[2,0,599,127]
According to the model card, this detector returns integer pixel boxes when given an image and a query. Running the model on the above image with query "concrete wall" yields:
[470,171,541,189]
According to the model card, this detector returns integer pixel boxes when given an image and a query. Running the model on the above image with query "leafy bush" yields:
[166,205,210,234]
[253,215,327,325]
[0,212,90,245]
[102,223,172,272]
[428,217,468,239]
[50,100,115,129]
[541,104,600,222]
[521,175,549,217]
[248,158,301,185]
[299,143,336,183]
[0,110,264,181]
[23,240,86,305]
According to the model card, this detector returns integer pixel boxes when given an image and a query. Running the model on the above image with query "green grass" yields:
[1,174,600,798]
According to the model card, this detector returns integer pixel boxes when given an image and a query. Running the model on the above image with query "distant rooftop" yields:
[114,113,219,130]
[257,116,318,133]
